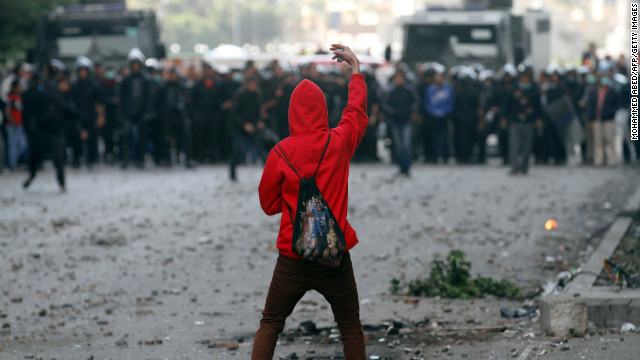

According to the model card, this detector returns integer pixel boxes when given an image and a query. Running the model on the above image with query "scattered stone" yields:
[115,339,127,347]
[226,341,239,350]
[198,237,212,244]
[298,321,317,335]
[38,308,47,317]
[141,337,163,345]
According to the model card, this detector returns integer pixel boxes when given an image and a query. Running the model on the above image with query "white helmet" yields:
[75,56,94,72]
[127,48,146,64]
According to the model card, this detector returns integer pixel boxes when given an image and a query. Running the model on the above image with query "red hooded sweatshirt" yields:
[258,74,368,259]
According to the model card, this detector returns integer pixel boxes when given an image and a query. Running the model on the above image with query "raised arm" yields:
[330,44,368,156]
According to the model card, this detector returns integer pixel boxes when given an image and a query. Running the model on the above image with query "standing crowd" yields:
[0,45,636,191]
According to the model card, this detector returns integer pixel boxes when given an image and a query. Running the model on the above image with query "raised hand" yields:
[330,44,360,75]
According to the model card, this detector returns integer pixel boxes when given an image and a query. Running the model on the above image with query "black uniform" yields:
[543,81,570,164]
[120,70,151,167]
[496,79,516,164]
[478,81,501,163]
[157,78,191,166]
[190,75,223,162]
[71,77,102,166]
[97,76,119,163]
[453,82,480,164]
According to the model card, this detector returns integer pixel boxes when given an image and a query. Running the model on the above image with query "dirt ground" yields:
[0,162,638,359]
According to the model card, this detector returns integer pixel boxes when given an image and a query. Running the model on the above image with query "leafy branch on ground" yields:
[391,250,523,299]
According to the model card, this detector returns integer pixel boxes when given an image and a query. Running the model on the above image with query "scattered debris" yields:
[298,321,317,335]
[500,306,537,319]
[621,323,636,334]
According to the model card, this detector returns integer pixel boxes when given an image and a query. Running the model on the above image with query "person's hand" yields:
[257,121,266,130]
[244,123,255,133]
[80,130,89,140]
[500,118,508,128]
[330,44,360,74]
[410,113,420,122]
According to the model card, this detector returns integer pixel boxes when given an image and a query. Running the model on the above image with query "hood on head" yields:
[288,79,328,135]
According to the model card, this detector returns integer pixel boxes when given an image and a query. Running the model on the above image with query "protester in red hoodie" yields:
[253,45,368,359]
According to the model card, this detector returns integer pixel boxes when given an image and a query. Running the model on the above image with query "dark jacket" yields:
[120,72,151,122]
[41,86,82,133]
[453,85,480,123]
[158,80,187,125]
[190,76,223,116]
[71,78,101,128]
[230,87,262,134]
[380,83,420,123]
[586,86,618,121]
[22,84,48,135]
[504,85,541,124]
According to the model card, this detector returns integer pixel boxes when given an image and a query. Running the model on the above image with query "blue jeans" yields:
[390,121,413,174]
[7,126,28,169]
[430,116,450,163]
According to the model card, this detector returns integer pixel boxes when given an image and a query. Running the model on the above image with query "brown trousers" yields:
[252,252,366,359]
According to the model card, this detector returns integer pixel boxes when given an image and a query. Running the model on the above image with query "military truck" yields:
[30,0,165,69]
[394,0,550,71]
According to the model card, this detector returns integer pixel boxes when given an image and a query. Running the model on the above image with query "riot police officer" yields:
[71,56,104,167]
[120,48,151,168]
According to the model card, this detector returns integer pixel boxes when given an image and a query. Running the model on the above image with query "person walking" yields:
[380,71,420,175]
[229,76,265,181]
[252,44,368,359]
[23,75,81,192]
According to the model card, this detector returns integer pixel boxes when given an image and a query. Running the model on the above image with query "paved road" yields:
[0,163,638,359]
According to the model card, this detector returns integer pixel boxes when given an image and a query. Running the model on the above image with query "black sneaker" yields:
[22,177,33,189]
